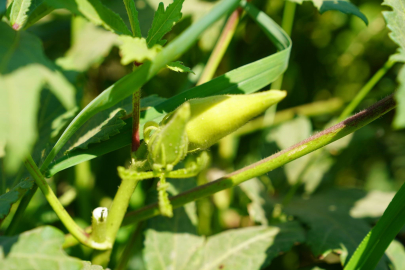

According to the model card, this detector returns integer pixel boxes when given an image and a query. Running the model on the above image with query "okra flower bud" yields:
[186,90,287,151]
[146,102,190,171]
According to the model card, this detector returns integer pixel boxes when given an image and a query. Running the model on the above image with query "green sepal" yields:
[146,102,190,171]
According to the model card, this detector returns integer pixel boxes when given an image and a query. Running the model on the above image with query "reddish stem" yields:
[132,91,141,152]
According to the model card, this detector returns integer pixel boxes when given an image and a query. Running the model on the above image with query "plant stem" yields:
[94,178,140,266]
[197,8,241,85]
[122,95,396,225]
[131,91,141,154]
[338,58,396,121]
[271,1,296,90]
[24,155,111,250]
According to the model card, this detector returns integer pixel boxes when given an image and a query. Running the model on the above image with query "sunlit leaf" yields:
[146,0,185,47]
[57,16,119,72]
[118,36,162,65]
[167,61,195,74]
[386,240,405,270]
[0,22,76,174]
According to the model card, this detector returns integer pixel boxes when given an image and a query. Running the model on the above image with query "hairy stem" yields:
[24,155,111,250]
[197,8,241,85]
[122,95,395,225]
[132,90,141,154]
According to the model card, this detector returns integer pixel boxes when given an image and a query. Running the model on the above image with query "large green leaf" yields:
[198,222,305,270]
[146,0,185,47]
[0,226,101,269]
[285,188,390,268]
[44,1,292,177]
[123,0,142,37]
[383,0,405,129]
[57,16,119,72]
[0,178,33,224]
[0,22,76,174]
[288,0,368,25]
[144,178,202,270]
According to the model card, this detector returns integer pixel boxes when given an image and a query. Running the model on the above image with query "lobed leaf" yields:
[0,22,76,174]
[383,0,405,129]
[123,0,142,37]
[0,226,101,269]
[146,0,185,47]
[118,36,162,65]
[167,61,195,74]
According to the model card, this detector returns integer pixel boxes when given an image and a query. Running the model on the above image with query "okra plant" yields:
[0,0,404,269]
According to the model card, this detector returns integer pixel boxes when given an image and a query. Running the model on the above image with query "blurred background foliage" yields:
[1,0,405,269]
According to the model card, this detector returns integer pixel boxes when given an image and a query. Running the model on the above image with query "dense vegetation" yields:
[0,0,404,269]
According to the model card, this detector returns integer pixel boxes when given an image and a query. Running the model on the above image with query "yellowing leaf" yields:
[119,36,162,65]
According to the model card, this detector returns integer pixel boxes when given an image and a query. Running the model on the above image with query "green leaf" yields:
[0,226,98,269]
[0,0,6,15]
[144,177,202,270]
[57,16,119,72]
[123,0,142,37]
[167,61,195,74]
[118,36,162,65]
[198,222,305,270]
[24,0,54,29]
[146,0,185,47]
[393,64,405,128]
[9,0,33,30]
[285,188,390,268]
[0,178,34,223]
[383,0,405,61]
[64,108,127,152]
[44,1,292,176]
[383,0,405,129]
[288,0,368,25]
[0,22,76,174]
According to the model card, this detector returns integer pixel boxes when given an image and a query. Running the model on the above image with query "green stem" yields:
[338,58,396,121]
[75,161,94,221]
[5,185,38,236]
[23,155,111,250]
[95,178,140,266]
[197,8,241,85]
[271,1,296,90]
[122,95,396,225]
